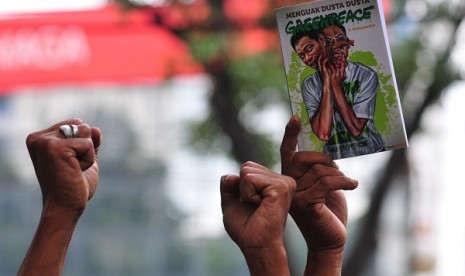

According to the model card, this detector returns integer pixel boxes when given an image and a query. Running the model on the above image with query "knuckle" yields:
[310,163,325,175]
[81,123,91,130]
[284,175,297,190]
[276,176,296,194]
[273,185,289,199]
[42,138,59,153]
[80,123,91,136]
[240,161,255,174]
[294,152,305,163]
[25,133,39,148]
[319,176,332,188]
[71,118,84,124]
[241,171,254,182]
[82,137,94,149]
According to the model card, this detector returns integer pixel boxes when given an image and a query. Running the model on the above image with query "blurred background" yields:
[0,0,464,275]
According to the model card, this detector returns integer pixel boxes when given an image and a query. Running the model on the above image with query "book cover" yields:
[275,0,408,159]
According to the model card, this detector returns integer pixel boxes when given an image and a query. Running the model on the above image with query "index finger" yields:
[90,127,102,153]
[280,115,300,166]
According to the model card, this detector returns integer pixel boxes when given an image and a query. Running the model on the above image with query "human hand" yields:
[26,118,101,213]
[18,118,102,276]
[317,52,332,79]
[326,37,351,86]
[331,58,346,87]
[280,116,358,275]
[221,161,296,275]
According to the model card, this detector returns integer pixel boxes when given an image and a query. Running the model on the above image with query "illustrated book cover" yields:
[275,0,408,159]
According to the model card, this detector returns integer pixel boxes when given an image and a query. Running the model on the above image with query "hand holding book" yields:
[281,115,358,275]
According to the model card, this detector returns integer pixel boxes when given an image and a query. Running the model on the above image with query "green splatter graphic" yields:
[347,50,399,137]
[349,51,378,67]
[287,52,324,151]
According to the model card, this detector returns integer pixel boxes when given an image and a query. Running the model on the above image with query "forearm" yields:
[311,86,333,141]
[243,246,290,276]
[18,204,82,276]
[304,248,344,276]
[331,87,366,136]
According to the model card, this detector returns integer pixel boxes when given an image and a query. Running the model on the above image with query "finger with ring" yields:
[70,124,78,138]
[59,124,79,139]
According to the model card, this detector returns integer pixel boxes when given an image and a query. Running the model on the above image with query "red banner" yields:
[0,6,203,93]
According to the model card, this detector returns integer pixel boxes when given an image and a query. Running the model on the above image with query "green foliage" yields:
[186,51,289,167]
[248,132,279,167]
[186,114,278,167]
[188,33,227,63]
[185,115,231,155]
[391,38,420,93]
[229,53,289,108]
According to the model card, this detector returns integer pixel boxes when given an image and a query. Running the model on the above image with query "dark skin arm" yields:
[281,115,358,276]
[18,118,101,276]
[310,50,334,141]
[221,161,296,276]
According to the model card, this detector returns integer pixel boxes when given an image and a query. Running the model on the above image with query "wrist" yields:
[242,246,290,276]
[42,200,84,224]
[43,197,86,217]
[304,247,344,276]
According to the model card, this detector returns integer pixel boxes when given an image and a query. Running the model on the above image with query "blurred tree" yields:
[112,0,312,168]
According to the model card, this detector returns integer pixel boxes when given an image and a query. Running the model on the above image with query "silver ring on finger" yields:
[59,124,79,139]
[70,124,78,138]
[59,125,72,138]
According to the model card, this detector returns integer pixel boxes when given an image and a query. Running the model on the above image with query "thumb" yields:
[73,139,96,172]
[220,174,241,211]
[91,127,102,156]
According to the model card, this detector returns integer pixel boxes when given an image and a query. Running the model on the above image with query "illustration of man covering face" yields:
[291,23,384,159]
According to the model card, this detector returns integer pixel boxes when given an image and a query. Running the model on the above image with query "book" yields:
[275,0,409,159]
